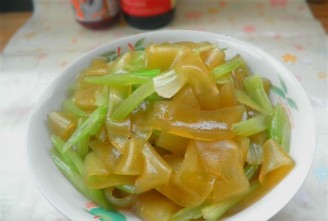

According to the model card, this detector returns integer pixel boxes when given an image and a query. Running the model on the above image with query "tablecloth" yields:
[0,0,327,220]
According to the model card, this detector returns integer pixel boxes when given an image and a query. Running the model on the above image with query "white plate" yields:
[27,30,316,221]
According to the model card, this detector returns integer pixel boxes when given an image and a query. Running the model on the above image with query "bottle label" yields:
[71,0,119,22]
[121,0,174,17]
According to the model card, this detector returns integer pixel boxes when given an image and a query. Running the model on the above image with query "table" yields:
[0,12,32,51]
[0,2,328,51]
[0,0,327,221]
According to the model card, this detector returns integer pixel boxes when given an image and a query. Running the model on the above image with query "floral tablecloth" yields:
[0,0,327,220]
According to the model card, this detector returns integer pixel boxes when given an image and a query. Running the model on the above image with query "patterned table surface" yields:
[0,0,327,220]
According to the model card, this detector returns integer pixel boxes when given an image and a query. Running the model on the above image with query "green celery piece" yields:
[75,117,90,159]
[84,69,160,86]
[63,104,108,151]
[112,81,155,121]
[51,135,84,176]
[244,164,259,180]
[84,74,150,86]
[51,147,88,195]
[202,181,260,221]
[168,203,204,221]
[244,75,273,113]
[62,99,87,117]
[88,189,114,211]
[232,114,270,137]
[268,103,291,152]
[77,118,90,158]
[75,135,90,159]
[115,184,136,194]
[215,74,232,85]
[212,56,242,80]
[235,89,270,114]
[50,148,113,211]
[133,69,161,77]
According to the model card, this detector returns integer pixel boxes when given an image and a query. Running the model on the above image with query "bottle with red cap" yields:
[71,0,120,30]
[120,0,175,30]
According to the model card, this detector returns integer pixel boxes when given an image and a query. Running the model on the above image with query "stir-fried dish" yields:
[48,41,294,221]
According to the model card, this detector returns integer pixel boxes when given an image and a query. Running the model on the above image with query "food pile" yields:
[48,42,294,221]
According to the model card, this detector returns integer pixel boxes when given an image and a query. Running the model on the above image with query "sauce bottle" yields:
[120,0,175,30]
[71,0,120,29]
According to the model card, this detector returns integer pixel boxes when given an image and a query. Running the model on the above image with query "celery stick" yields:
[51,142,76,171]
[63,104,108,151]
[244,164,259,180]
[76,135,90,159]
[74,118,90,159]
[234,90,270,114]
[168,204,204,221]
[232,114,270,137]
[51,148,113,211]
[51,135,84,176]
[244,75,273,113]
[215,74,232,85]
[89,189,113,211]
[268,104,291,152]
[62,99,87,117]
[203,199,237,221]
[84,74,150,86]
[212,56,242,80]
[78,106,107,136]
[133,69,161,77]
[112,81,155,121]
[202,181,260,221]
[51,147,88,194]
[85,69,160,86]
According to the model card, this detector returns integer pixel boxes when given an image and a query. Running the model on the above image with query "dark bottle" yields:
[120,0,175,30]
[71,0,120,30]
